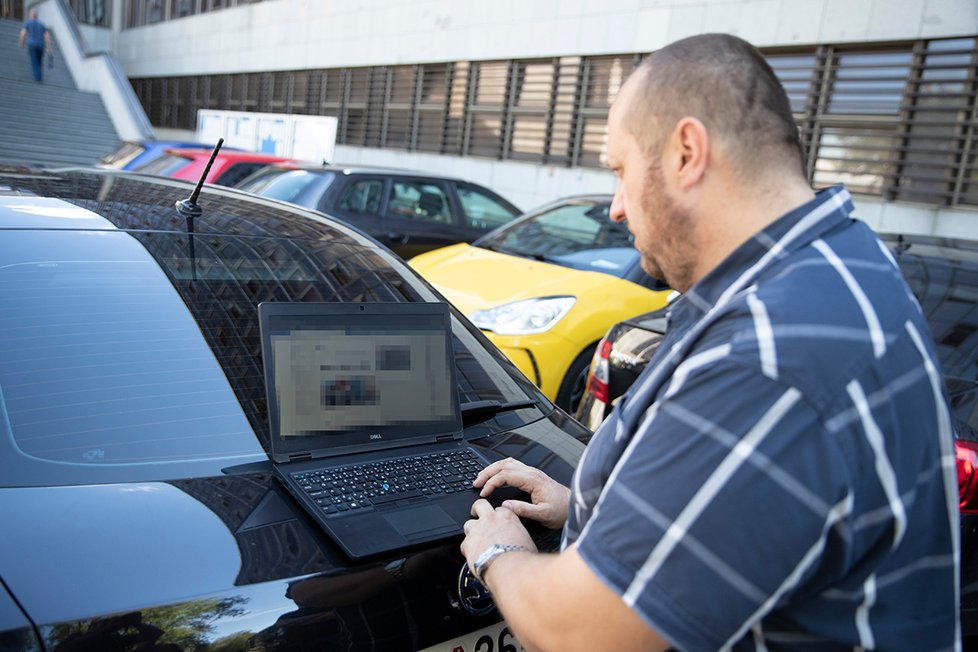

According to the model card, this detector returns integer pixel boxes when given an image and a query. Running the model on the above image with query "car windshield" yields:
[236,169,336,202]
[476,200,638,277]
[98,142,145,168]
[132,153,193,177]
[0,177,545,487]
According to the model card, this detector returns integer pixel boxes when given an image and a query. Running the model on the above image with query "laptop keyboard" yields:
[291,448,484,516]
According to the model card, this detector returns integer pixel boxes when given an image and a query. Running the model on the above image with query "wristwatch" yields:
[472,543,530,584]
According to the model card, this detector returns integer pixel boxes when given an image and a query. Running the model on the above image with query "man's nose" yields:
[609,186,626,223]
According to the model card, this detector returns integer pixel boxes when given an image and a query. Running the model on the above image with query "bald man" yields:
[461,33,959,652]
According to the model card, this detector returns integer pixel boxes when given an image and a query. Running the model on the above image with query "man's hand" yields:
[461,499,536,581]
[473,457,571,529]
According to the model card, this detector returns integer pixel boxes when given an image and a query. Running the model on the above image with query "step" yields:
[0,133,119,150]
[0,110,116,129]
[0,117,117,138]
[0,152,117,168]
[0,81,97,101]
[0,151,107,166]
[0,143,118,165]
[0,136,119,155]
[0,133,120,152]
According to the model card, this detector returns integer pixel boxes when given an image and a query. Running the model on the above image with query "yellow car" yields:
[410,194,671,413]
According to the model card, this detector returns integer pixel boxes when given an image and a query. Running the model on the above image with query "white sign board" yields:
[196,110,338,164]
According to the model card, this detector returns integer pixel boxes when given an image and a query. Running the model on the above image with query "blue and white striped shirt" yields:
[565,186,960,651]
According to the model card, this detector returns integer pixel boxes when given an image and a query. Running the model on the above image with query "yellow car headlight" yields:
[469,296,576,335]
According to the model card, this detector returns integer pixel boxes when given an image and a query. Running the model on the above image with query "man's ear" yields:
[670,117,709,191]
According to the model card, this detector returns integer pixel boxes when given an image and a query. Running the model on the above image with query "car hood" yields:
[0,415,588,639]
[410,243,633,313]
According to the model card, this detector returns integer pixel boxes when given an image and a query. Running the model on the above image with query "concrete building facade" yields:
[67,0,978,235]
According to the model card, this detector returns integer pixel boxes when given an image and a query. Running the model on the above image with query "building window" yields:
[68,0,110,26]
[131,37,978,208]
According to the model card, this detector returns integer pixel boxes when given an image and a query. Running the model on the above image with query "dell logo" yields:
[369,434,383,440]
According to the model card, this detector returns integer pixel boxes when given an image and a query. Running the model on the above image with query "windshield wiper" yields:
[478,243,559,264]
[461,398,539,426]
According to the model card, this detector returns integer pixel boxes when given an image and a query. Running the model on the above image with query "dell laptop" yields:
[259,301,493,559]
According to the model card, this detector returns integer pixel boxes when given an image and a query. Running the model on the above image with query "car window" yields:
[387,181,453,224]
[133,153,192,177]
[98,142,145,169]
[238,169,335,202]
[338,179,384,215]
[215,162,270,187]
[456,185,518,229]
[0,230,265,486]
[477,201,638,277]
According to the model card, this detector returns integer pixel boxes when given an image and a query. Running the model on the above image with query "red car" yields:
[132,148,295,187]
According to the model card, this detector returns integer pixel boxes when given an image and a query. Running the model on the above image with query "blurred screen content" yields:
[271,327,455,435]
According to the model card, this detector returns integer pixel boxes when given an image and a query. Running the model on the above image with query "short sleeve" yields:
[574,359,850,651]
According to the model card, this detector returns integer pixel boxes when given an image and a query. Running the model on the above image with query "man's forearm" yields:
[481,550,563,651]
[481,547,670,652]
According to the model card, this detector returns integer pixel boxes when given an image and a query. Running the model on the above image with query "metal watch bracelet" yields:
[473,543,531,584]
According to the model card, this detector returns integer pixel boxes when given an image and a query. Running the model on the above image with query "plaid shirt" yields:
[564,186,960,651]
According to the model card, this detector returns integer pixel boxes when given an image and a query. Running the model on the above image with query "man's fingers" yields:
[470,498,494,519]
[502,499,546,522]
[473,457,524,488]
[479,468,540,497]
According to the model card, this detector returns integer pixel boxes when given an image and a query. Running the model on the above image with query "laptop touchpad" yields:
[385,506,457,539]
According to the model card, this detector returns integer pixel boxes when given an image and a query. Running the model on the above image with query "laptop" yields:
[258,301,493,559]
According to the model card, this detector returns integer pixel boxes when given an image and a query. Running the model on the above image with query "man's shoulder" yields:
[746,223,911,328]
[706,226,928,406]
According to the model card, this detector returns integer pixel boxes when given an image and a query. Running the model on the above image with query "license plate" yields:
[418,620,523,652]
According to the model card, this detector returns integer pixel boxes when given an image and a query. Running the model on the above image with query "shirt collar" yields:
[669,184,855,325]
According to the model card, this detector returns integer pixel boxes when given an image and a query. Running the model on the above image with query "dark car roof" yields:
[259,161,477,183]
[0,165,381,241]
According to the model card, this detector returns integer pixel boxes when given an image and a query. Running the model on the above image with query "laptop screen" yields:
[259,302,462,461]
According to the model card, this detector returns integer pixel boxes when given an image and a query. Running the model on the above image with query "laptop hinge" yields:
[436,434,456,443]
[289,453,313,463]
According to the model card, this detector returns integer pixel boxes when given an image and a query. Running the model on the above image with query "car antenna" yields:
[175,137,224,220]
[175,138,223,281]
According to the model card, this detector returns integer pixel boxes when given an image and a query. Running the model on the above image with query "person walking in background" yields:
[19,8,52,83]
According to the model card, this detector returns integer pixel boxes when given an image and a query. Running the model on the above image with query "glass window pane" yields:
[767,53,816,114]
[510,115,547,161]
[516,62,553,108]
[0,232,260,468]
[474,62,509,106]
[814,128,898,195]
[387,182,451,223]
[478,201,638,277]
[339,179,384,215]
[828,50,912,115]
[456,186,518,230]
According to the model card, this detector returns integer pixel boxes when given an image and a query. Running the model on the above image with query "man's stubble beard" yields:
[638,161,696,292]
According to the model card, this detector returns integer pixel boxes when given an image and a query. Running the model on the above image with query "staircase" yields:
[0,17,120,167]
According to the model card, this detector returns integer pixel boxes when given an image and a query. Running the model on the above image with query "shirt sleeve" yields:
[574,358,852,652]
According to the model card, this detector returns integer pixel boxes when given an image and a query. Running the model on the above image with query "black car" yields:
[576,233,978,642]
[0,166,589,652]
[235,164,522,259]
